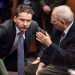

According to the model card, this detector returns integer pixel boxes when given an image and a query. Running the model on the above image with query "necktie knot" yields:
[61,32,65,37]
[60,32,65,43]
[18,32,23,37]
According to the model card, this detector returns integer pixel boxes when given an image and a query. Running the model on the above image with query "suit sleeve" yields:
[0,25,7,40]
[41,35,75,65]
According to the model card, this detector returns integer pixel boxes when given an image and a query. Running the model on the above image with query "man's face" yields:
[14,12,32,32]
[51,12,65,31]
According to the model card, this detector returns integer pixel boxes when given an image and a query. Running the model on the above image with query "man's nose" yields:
[24,21,27,26]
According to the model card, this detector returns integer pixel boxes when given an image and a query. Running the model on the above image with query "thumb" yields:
[46,31,51,38]
[46,31,49,36]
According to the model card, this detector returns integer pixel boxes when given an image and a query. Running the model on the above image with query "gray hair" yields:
[53,5,74,24]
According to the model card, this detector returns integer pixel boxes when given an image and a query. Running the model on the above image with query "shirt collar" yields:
[16,26,25,39]
[16,26,20,34]
[64,21,74,36]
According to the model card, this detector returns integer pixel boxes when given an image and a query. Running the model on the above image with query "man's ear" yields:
[60,20,65,24]
[60,20,67,29]
[14,16,17,22]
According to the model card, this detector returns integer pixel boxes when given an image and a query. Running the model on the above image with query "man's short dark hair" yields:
[16,4,34,16]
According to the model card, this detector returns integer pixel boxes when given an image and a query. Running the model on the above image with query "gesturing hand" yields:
[36,32,52,47]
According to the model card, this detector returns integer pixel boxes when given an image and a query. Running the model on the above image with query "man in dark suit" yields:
[25,5,75,75]
[0,4,45,74]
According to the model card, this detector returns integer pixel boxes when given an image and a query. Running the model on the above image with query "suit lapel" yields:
[60,21,75,48]
[25,23,38,55]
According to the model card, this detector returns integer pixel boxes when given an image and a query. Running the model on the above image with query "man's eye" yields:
[19,19,31,22]
[20,19,25,22]
[26,20,31,22]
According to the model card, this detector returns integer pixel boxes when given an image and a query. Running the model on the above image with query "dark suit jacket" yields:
[41,21,75,70]
[0,20,44,71]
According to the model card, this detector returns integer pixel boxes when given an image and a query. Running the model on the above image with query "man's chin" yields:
[21,29,27,32]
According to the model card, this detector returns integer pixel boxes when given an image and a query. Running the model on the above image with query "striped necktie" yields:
[59,32,65,47]
[60,32,65,43]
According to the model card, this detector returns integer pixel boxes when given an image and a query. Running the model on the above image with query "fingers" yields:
[36,32,52,46]
[46,31,49,36]
[36,32,45,44]
[36,32,45,39]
